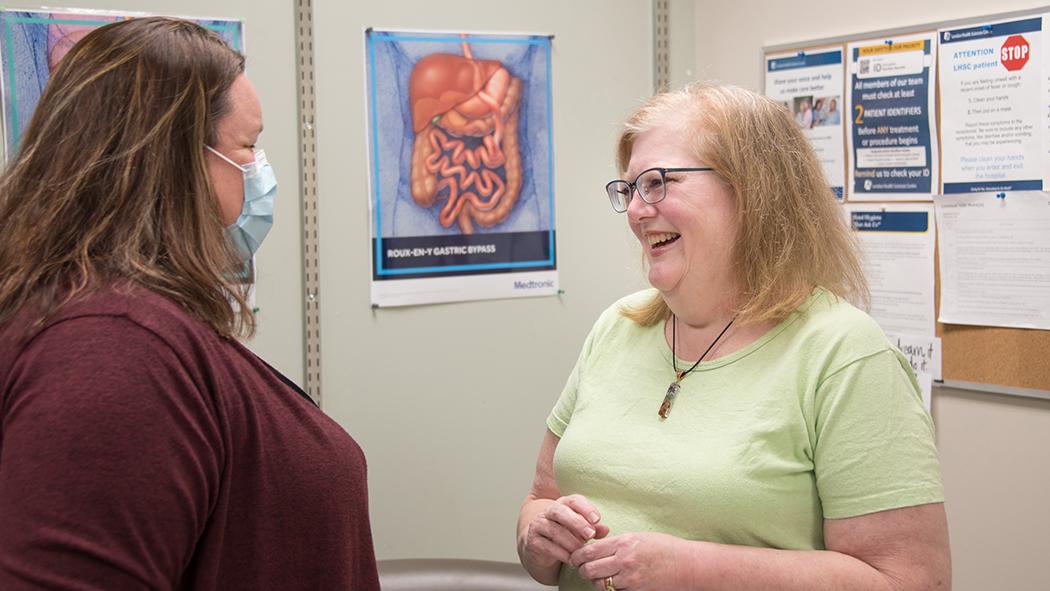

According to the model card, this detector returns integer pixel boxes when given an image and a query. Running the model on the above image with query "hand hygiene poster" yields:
[846,33,938,201]
[843,204,936,338]
[365,29,558,307]
[765,47,846,199]
[939,15,1049,193]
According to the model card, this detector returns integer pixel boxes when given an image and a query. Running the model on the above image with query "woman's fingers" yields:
[570,535,615,567]
[524,530,572,564]
[531,513,588,553]
[525,494,607,565]
[577,553,619,581]
[560,494,603,526]
[545,498,599,541]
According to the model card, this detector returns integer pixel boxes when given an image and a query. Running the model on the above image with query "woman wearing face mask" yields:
[517,83,949,590]
[0,18,379,590]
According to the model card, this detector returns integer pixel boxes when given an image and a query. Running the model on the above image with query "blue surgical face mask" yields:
[206,145,277,261]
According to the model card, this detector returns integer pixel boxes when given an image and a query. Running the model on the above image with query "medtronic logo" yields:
[943,31,951,41]
[514,280,555,289]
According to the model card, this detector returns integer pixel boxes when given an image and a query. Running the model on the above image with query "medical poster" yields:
[846,32,938,201]
[0,9,244,156]
[765,47,846,199]
[934,191,1050,330]
[939,16,1049,194]
[843,203,937,337]
[365,29,557,307]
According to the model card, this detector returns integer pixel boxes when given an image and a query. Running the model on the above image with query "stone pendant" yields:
[659,381,681,420]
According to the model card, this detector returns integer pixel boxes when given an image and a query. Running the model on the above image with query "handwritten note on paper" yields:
[892,334,942,379]
[889,333,942,412]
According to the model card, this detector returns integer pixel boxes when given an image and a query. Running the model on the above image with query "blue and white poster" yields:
[765,46,846,199]
[0,9,243,157]
[365,29,557,307]
[939,16,1049,194]
[846,32,938,201]
[843,203,937,337]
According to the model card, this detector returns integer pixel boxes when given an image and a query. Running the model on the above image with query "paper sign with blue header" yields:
[938,16,1048,195]
[846,32,938,201]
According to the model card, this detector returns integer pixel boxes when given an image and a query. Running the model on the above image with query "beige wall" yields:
[934,387,1050,589]
[695,2,1050,588]
[313,0,654,561]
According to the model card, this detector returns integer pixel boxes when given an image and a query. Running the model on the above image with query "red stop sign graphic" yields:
[1000,35,1030,71]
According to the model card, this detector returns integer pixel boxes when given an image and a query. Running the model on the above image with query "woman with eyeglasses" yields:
[0,18,379,590]
[516,83,949,591]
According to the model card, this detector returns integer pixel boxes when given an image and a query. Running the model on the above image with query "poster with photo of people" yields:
[765,46,846,199]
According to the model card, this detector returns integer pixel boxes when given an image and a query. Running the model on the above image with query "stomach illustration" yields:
[408,38,523,234]
[47,20,110,69]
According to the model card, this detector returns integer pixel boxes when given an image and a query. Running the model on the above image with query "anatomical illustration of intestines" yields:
[408,39,523,234]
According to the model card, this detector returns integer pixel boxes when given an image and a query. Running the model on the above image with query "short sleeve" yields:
[0,316,223,590]
[812,348,944,519]
[546,321,601,437]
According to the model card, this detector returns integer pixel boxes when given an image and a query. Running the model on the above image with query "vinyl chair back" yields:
[377,559,550,591]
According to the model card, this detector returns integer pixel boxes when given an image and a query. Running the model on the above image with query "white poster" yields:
[846,32,938,201]
[939,15,1050,194]
[765,47,846,199]
[365,29,557,307]
[843,203,937,337]
[889,333,942,412]
[934,191,1050,329]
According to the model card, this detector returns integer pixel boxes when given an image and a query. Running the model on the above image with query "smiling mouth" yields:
[647,232,681,249]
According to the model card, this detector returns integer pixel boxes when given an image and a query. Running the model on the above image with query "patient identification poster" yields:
[846,32,938,201]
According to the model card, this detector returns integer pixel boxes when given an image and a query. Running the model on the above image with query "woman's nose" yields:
[626,187,655,221]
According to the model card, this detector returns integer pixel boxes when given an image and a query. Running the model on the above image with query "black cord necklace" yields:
[659,314,736,420]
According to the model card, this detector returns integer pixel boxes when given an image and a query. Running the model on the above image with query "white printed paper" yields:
[843,204,937,337]
[934,191,1050,329]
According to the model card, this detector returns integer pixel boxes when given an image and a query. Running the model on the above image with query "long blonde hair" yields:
[617,83,868,326]
[0,17,253,337]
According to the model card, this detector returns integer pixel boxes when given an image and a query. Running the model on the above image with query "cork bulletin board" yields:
[764,6,1050,400]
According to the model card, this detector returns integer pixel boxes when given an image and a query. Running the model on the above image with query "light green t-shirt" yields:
[548,288,943,589]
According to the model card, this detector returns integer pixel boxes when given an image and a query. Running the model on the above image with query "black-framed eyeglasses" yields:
[604,167,713,213]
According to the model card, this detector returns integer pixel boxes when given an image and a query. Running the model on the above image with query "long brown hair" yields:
[0,17,253,337]
[617,83,868,326]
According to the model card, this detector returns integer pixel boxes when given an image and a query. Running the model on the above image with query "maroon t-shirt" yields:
[0,287,380,590]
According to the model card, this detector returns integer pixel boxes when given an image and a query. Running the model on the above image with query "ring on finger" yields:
[604,576,616,591]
